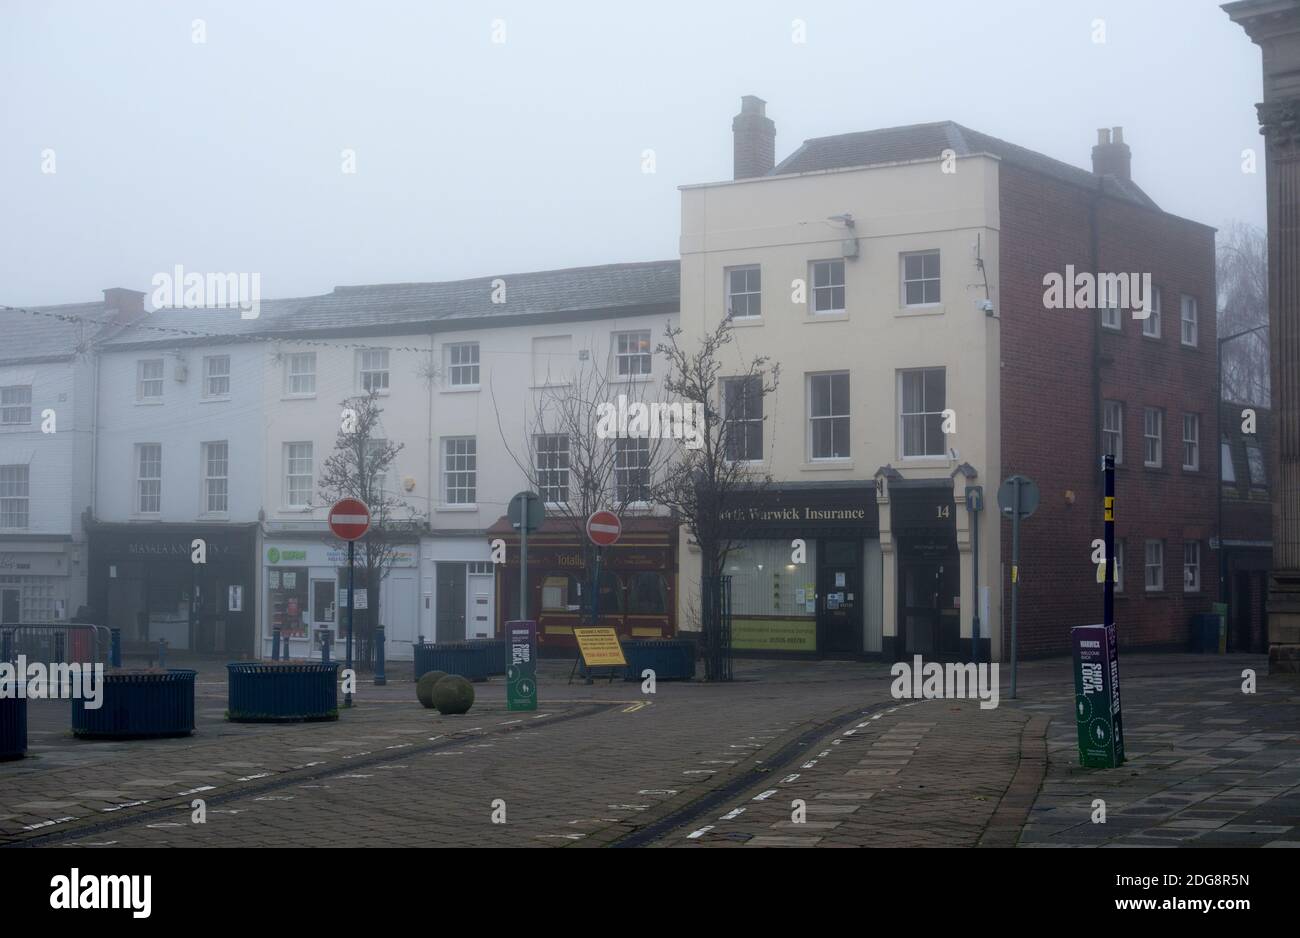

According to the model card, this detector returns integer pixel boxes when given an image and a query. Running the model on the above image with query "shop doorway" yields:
[435,562,466,642]
[898,539,959,658]
[817,539,862,656]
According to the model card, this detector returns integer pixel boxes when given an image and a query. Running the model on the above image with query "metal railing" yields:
[0,622,111,666]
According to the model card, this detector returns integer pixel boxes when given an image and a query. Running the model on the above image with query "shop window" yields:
[268,566,309,638]
[541,574,582,612]
[627,572,667,615]
[724,540,817,617]
[596,571,624,614]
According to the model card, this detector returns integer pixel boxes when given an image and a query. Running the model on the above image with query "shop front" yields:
[261,537,420,660]
[485,516,677,656]
[714,485,881,658]
[0,539,84,623]
[87,523,258,657]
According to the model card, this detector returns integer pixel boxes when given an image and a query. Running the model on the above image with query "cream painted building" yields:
[675,98,1004,661]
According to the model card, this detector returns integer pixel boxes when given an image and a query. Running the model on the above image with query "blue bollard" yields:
[157,639,166,669]
[321,634,331,663]
[272,627,281,661]
[110,628,121,668]
[373,625,386,686]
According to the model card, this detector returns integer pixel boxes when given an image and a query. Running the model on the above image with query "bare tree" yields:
[490,338,669,621]
[318,389,419,665]
[1218,220,1270,406]
[651,317,780,667]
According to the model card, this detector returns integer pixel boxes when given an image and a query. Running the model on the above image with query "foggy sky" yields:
[0,0,1265,308]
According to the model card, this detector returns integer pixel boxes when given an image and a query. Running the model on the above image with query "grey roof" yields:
[0,301,109,365]
[99,260,681,350]
[771,121,1160,210]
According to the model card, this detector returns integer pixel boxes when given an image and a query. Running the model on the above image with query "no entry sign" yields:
[586,510,622,547]
[328,498,371,541]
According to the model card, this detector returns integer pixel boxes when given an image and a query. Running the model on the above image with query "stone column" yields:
[1226,0,1300,674]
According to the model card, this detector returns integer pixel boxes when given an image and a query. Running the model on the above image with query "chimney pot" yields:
[1091,126,1132,182]
[733,95,776,180]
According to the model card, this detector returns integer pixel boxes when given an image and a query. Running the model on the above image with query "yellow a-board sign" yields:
[573,627,627,667]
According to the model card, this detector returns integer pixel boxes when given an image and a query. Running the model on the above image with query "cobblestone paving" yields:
[1,654,1292,848]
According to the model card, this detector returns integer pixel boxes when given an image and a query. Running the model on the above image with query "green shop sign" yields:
[266,547,308,564]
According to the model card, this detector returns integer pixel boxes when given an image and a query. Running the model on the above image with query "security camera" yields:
[978,299,994,314]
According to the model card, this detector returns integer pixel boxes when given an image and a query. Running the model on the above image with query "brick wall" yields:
[998,163,1218,656]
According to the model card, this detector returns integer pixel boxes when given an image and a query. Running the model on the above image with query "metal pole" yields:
[345,539,354,708]
[373,624,386,685]
[519,494,529,622]
[971,493,980,666]
[1010,477,1020,699]
[109,627,121,668]
[1104,456,1115,628]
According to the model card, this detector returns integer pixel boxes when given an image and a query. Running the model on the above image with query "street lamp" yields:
[1216,322,1269,605]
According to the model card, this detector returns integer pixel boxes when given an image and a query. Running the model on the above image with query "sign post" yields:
[506,619,537,711]
[328,498,371,709]
[585,511,622,626]
[508,491,544,622]
[997,475,1039,699]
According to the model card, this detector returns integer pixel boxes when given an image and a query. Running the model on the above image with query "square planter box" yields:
[72,670,196,739]
[227,662,339,722]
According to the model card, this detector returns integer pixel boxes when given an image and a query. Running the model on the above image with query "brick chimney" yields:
[1091,127,1131,182]
[733,95,775,180]
[102,287,145,324]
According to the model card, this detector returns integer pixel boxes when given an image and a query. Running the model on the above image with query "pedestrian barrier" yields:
[0,694,25,760]
[1,622,110,666]
[227,662,340,722]
[620,638,696,681]
[71,670,196,739]
[413,639,506,682]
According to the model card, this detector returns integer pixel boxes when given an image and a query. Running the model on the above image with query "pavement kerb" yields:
[977,712,1050,847]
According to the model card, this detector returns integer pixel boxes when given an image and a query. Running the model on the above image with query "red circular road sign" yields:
[586,510,622,547]
[328,498,371,541]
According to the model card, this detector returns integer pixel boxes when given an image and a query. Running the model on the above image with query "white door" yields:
[467,574,494,639]
[380,573,418,650]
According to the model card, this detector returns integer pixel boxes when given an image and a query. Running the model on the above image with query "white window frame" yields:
[202,441,229,514]
[137,359,164,401]
[614,436,651,504]
[1101,304,1122,331]
[447,342,480,389]
[1221,439,1237,483]
[810,259,846,315]
[1180,295,1199,347]
[0,465,30,528]
[722,376,764,463]
[442,437,477,506]
[613,331,652,379]
[365,438,388,499]
[283,442,313,509]
[359,349,390,394]
[899,368,946,459]
[0,386,32,425]
[808,371,851,461]
[1183,541,1201,593]
[725,265,762,319]
[901,250,941,307]
[136,443,162,514]
[285,352,317,396]
[1142,286,1162,338]
[1144,540,1164,592]
[1143,407,1163,468]
[203,355,231,399]
[1102,400,1124,465]
[1182,413,1200,471]
[535,434,570,506]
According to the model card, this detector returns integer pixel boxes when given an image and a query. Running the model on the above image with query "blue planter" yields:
[72,670,196,739]
[621,639,696,681]
[414,640,506,683]
[0,694,26,760]
[227,662,339,722]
